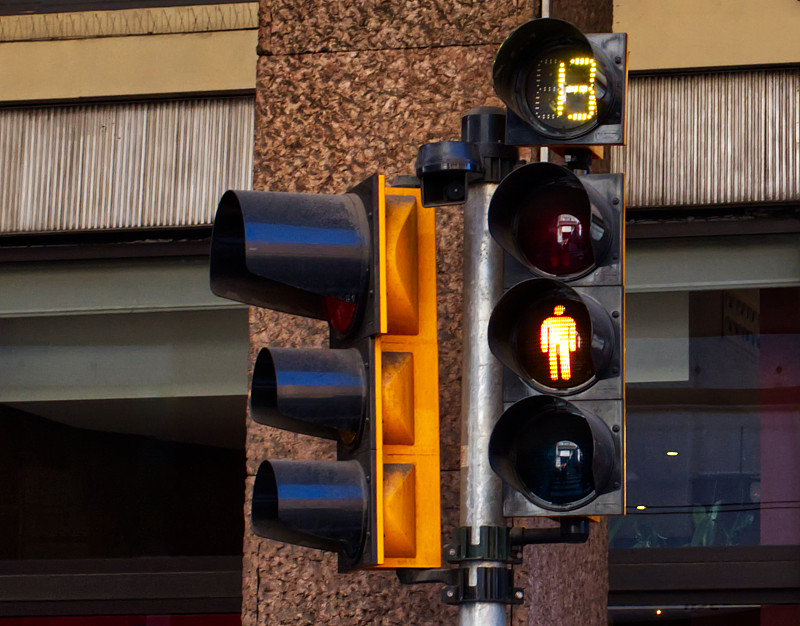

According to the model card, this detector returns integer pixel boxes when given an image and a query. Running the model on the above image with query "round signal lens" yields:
[526,46,599,135]
[325,296,358,335]
[515,410,595,506]
[514,296,594,390]
[515,184,594,278]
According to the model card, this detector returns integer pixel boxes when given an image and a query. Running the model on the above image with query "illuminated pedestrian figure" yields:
[540,304,579,381]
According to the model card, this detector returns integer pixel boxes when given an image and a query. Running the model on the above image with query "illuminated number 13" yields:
[556,57,597,122]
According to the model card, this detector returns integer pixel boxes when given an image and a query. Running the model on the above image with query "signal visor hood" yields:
[210,188,371,325]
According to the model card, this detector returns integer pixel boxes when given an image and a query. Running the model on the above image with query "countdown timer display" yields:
[527,48,598,133]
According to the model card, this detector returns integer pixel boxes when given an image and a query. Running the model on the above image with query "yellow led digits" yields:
[539,304,579,381]
[555,56,597,122]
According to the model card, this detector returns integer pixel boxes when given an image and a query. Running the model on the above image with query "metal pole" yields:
[459,182,507,626]
[540,0,550,166]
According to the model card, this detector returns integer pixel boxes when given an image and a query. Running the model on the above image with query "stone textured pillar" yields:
[245,2,612,624]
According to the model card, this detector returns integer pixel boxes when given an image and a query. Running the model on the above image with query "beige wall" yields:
[0,30,256,101]
[615,0,800,70]
[0,4,257,102]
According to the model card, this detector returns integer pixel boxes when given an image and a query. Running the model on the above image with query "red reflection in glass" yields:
[325,296,357,334]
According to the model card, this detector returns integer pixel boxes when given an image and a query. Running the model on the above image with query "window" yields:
[613,287,800,549]
[609,231,800,614]
[0,253,247,615]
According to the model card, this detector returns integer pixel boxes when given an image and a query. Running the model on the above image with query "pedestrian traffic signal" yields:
[210,176,440,570]
[492,17,627,146]
[489,279,616,395]
[486,161,625,516]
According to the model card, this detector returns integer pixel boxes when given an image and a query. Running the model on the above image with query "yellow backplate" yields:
[371,179,441,569]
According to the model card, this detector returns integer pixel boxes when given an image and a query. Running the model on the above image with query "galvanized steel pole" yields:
[459,182,507,626]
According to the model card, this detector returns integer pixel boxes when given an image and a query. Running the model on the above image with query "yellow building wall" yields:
[614,0,800,70]
[0,4,257,101]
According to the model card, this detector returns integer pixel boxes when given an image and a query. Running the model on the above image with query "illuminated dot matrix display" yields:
[540,304,578,381]
[517,298,594,390]
[530,50,598,132]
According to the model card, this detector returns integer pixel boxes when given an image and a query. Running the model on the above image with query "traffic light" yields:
[492,18,627,146]
[486,161,625,516]
[210,176,440,570]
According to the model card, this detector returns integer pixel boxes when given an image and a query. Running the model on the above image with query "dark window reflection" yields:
[0,404,244,559]
[609,605,800,624]
[612,287,800,548]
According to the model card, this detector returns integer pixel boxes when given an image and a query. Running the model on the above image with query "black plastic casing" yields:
[486,163,626,516]
[493,18,627,146]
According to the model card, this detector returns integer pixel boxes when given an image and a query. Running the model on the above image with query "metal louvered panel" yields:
[766,70,800,202]
[612,69,800,208]
[0,96,253,233]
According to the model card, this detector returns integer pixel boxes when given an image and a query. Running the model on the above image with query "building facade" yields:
[0,1,798,624]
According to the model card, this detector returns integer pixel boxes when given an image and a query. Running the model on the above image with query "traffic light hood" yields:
[492,18,627,145]
[494,18,592,110]
[489,163,615,281]
[210,188,371,327]
[488,162,614,281]
[250,347,367,445]
[252,460,368,561]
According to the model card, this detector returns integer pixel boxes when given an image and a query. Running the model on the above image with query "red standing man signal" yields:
[540,304,579,381]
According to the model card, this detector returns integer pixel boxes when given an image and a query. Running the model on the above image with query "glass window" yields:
[0,616,241,625]
[0,308,247,560]
[0,403,244,559]
[609,605,800,624]
[611,286,800,549]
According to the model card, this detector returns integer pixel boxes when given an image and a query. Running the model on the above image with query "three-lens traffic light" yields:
[485,146,626,515]
[210,176,440,570]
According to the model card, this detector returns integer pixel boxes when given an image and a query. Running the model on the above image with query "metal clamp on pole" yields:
[396,518,590,603]
[396,564,522,606]
[442,567,523,606]
[442,526,523,607]
[445,526,522,565]
[445,519,590,564]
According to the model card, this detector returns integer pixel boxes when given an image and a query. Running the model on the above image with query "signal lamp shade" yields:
[251,460,368,560]
[210,189,371,334]
[489,396,619,511]
[250,347,366,446]
[488,162,612,281]
[493,18,620,142]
